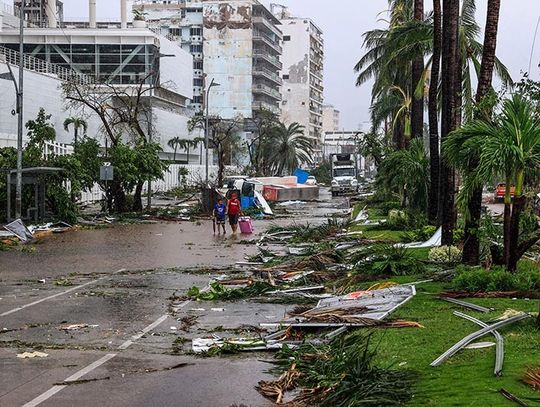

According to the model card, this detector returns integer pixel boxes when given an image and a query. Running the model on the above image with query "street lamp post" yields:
[15,0,25,219]
[205,78,220,186]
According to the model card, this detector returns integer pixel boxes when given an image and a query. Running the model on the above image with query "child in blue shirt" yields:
[213,198,227,235]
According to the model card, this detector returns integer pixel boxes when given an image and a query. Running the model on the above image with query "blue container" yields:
[241,196,255,209]
[293,168,310,184]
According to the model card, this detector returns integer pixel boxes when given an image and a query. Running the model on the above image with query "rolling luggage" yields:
[238,216,254,234]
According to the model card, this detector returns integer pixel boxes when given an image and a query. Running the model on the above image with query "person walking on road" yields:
[226,192,242,234]
[213,197,227,235]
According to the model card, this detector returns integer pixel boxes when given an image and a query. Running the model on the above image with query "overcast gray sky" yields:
[64,1,540,130]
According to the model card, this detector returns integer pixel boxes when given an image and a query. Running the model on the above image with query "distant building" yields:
[322,104,340,133]
[272,4,324,160]
[134,0,282,118]
[14,0,64,28]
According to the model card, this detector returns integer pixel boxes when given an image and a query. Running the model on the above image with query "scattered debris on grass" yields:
[523,367,540,390]
[500,388,529,407]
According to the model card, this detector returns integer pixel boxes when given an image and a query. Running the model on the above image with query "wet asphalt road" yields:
[0,191,350,407]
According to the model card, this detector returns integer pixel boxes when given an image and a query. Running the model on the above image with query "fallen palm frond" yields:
[265,218,351,244]
[256,364,301,404]
[301,306,369,323]
[523,367,540,389]
[292,250,344,271]
[187,281,273,301]
[258,332,416,406]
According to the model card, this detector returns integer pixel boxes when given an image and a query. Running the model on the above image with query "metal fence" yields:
[79,164,221,204]
[0,46,90,85]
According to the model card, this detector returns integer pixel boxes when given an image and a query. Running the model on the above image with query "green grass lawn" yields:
[346,202,540,405]
[370,278,540,406]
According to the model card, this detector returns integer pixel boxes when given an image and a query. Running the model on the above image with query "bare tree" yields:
[62,73,165,212]
[189,115,244,187]
[244,108,279,175]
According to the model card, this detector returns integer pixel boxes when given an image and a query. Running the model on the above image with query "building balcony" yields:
[252,16,282,38]
[252,100,280,115]
[310,67,323,81]
[253,51,282,70]
[252,83,281,101]
[253,67,282,85]
[253,31,282,54]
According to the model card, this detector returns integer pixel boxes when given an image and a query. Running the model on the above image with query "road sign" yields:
[100,165,114,181]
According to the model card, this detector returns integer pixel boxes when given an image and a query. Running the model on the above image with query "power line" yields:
[529,14,540,75]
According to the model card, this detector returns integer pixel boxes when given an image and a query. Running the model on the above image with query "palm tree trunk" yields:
[503,177,512,265]
[507,171,525,272]
[462,0,502,265]
[411,0,425,142]
[187,144,190,164]
[428,0,442,224]
[440,0,460,245]
[173,146,177,162]
[74,127,79,144]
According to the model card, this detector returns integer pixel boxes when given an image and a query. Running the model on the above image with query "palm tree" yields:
[462,0,502,265]
[266,123,314,176]
[63,117,87,144]
[444,95,540,272]
[411,0,425,140]
[439,0,460,246]
[355,0,512,140]
[167,137,183,162]
[428,0,442,223]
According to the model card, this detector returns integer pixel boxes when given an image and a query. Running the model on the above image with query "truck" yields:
[330,153,358,196]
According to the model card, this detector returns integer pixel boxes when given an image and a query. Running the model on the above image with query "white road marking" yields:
[118,314,168,350]
[0,269,126,317]
[22,299,193,406]
[22,354,117,407]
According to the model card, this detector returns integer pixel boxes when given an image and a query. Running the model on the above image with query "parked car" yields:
[494,183,515,202]
[305,176,318,186]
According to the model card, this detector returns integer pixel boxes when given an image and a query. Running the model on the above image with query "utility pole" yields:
[15,0,25,219]
[205,78,220,186]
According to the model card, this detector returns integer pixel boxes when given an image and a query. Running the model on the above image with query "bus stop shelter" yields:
[5,167,64,222]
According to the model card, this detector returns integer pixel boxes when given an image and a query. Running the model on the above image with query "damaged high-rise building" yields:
[272,4,324,162]
[134,0,282,119]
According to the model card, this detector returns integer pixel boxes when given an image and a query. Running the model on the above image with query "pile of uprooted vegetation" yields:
[257,332,416,406]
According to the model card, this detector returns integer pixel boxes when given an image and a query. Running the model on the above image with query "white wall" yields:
[159,35,194,100]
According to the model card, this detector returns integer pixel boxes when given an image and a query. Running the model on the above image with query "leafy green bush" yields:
[452,265,540,292]
[429,246,462,264]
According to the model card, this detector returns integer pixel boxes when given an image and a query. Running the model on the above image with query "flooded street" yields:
[0,191,349,407]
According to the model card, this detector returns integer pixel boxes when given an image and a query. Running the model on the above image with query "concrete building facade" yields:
[134,0,282,119]
[273,4,324,159]
[322,104,340,133]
